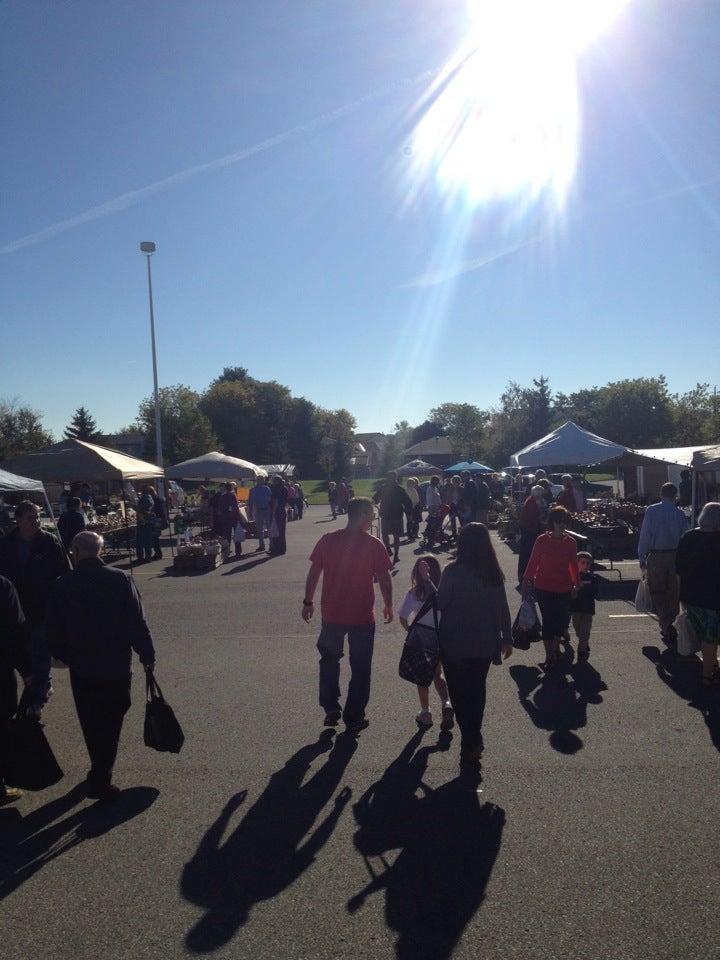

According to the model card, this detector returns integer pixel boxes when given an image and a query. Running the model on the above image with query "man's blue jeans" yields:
[317,623,375,723]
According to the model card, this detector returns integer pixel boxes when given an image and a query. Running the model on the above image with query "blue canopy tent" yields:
[444,461,494,475]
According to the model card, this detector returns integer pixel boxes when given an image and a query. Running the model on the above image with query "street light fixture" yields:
[139,242,164,481]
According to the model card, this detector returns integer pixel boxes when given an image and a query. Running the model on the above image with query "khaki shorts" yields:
[571,612,593,646]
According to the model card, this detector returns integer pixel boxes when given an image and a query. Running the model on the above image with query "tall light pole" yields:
[139,242,164,481]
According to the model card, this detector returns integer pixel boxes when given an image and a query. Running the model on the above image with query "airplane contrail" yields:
[402,236,540,289]
[1,70,435,256]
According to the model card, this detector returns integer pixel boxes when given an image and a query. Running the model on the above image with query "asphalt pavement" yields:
[2,508,719,960]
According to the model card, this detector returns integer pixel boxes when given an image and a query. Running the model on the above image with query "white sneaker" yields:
[416,710,433,728]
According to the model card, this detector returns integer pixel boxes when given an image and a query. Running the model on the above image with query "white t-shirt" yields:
[398,589,440,628]
[425,486,442,514]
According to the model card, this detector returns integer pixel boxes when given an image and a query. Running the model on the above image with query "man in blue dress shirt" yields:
[638,482,689,644]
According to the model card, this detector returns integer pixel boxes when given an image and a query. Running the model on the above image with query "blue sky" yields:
[2,0,719,439]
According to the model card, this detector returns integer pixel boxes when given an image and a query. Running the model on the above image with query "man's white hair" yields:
[698,502,720,532]
[72,530,104,557]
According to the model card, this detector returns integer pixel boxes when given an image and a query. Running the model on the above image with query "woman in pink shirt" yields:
[523,506,579,670]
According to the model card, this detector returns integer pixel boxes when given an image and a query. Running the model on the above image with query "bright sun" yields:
[410,0,630,212]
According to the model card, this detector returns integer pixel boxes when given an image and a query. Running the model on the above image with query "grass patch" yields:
[303,478,381,505]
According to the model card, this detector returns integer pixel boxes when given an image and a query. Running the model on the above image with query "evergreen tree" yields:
[64,406,99,441]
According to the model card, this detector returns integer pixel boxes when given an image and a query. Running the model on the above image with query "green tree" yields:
[410,419,445,445]
[287,397,323,476]
[0,400,53,459]
[64,405,99,441]
[593,376,674,448]
[429,402,487,460]
[318,408,357,478]
[671,383,718,445]
[210,366,250,387]
[137,385,217,465]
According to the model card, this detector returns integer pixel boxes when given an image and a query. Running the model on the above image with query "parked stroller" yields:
[419,504,453,550]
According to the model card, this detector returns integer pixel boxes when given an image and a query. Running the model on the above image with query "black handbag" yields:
[398,593,440,688]
[6,692,64,791]
[144,674,184,754]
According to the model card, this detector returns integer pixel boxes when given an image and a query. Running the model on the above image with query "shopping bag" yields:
[511,606,541,650]
[517,599,538,631]
[233,525,246,544]
[398,595,440,687]
[6,693,64,791]
[144,674,184,754]
[268,518,280,539]
[675,610,701,656]
[634,577,652,614]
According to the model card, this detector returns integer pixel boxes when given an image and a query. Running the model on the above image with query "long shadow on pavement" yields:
[347,730,505,960]
[0,786,158,900]
[643,645,720,751]
[509,661,607,754]
[221,556,273,575]
[181,729,356,953]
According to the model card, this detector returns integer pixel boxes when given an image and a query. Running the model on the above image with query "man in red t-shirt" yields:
[303,497,393,734]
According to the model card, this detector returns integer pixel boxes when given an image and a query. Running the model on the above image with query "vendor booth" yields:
[2,439,164,559]
[691,444,720,518]
[0,468,58,538]
[510,422,630,469]
[166,452,266,569]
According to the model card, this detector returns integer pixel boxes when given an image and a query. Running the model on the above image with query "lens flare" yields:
[409,0,629,213]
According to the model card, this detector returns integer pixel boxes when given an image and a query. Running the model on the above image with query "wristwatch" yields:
[303,599,314,606]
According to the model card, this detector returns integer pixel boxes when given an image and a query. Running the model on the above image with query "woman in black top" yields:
[675,502,720,687]
[421,523,513,769]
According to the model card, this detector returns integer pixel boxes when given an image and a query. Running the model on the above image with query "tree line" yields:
[1,374,718,475]
[378,376,719,472]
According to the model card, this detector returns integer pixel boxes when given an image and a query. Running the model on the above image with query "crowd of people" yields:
[303,481,720,769]
[1,470,718,803]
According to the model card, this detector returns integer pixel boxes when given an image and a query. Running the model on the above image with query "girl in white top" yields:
[399,555,455,730]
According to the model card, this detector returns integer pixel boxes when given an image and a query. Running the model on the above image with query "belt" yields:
[649,548,676,554]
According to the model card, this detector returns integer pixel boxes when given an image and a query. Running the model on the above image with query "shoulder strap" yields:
[410,584,439,630]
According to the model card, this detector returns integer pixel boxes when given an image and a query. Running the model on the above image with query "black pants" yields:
[442,657,492,752]
[152,535,162,558]
[517,529,538,582]
[70,672,131,787]
[0,671,18,789]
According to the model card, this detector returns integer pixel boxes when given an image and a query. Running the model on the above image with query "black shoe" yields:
[345,718,369,735]
[324,710,342,727]
[152,553,163,560]
[84,779,120,801]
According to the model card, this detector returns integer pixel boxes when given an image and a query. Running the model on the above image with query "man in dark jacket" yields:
[58,496,86,553]
[46,531,156,799]
[0,500,69,714]
[459,472,479,524]
[0,575,32,804]
[373,471,413,565]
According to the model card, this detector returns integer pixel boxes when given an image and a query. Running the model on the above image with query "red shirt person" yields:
[303,497,392,733]
[523,506,579,670]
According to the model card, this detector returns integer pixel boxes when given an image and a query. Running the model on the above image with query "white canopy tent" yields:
[0,468,46,494]
[3,439,164,483]
[0,468,60,542]
[396,459,437,477]
[166,451,267,481]
[510,422,630,468]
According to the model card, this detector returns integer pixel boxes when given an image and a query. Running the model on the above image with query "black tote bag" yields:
[398,593,441,688]
[6,692,64,791]
[144,674,184,754]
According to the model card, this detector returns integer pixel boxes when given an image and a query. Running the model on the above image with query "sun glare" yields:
[409,0,629,213]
